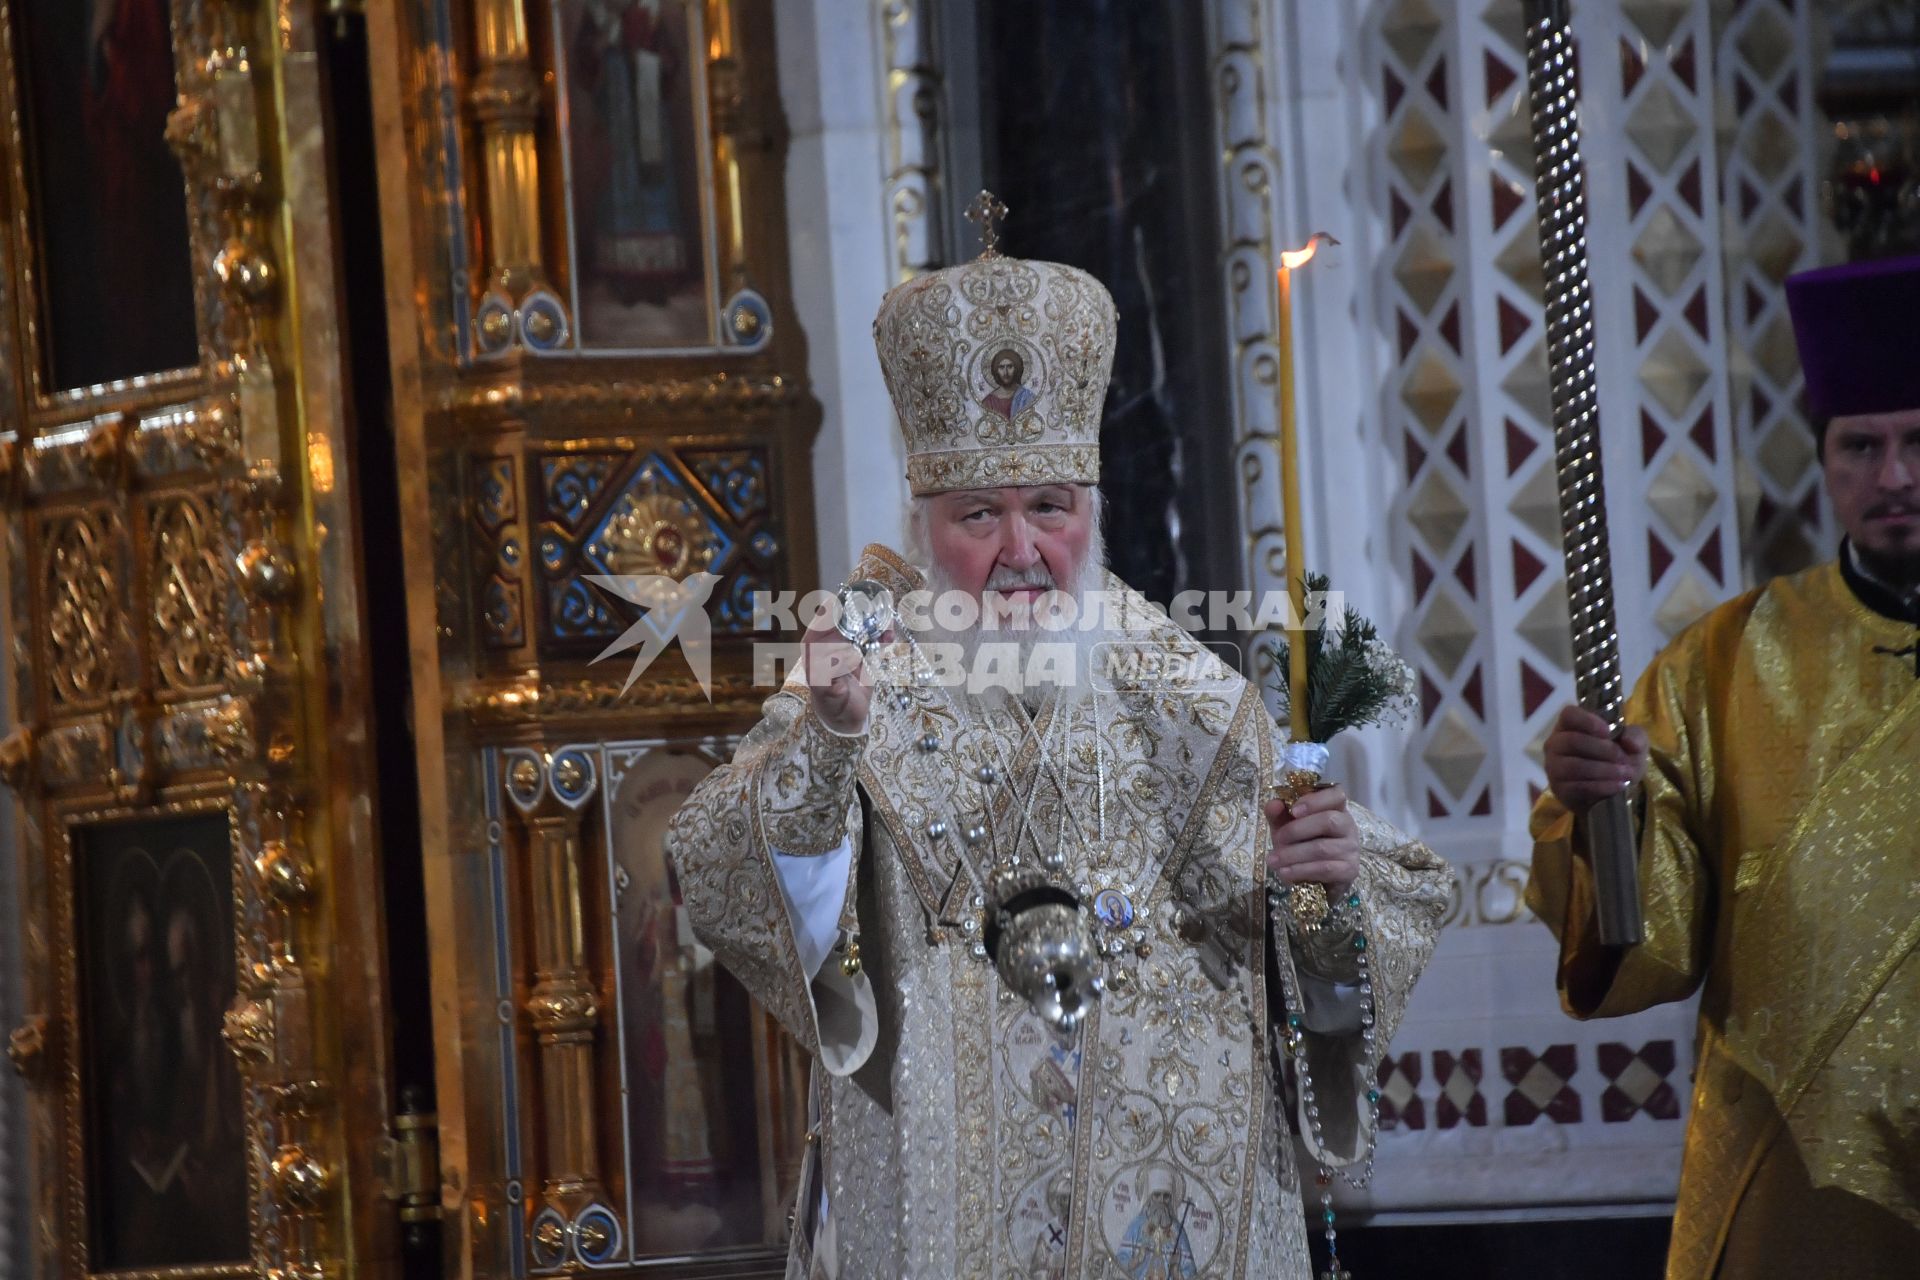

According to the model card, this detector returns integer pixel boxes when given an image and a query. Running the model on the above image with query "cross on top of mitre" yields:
[965,190,1009,259]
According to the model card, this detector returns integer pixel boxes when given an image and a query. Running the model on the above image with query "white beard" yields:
[910,528,1113,706]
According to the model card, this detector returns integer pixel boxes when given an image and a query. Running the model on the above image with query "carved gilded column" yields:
[177,15,337,1259]
[708,0,749,287]
[170,3,355,1277]
[470,0,552,320]
[503,746,618,1269]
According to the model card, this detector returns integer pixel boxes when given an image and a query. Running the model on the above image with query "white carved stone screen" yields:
[1210,0,1842,1219]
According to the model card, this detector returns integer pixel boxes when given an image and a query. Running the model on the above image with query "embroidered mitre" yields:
[872,252,1117,495]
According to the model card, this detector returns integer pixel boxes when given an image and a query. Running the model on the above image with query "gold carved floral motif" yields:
[459,672,766,725]
[437,371,803,415]
[150,493,228,692]
[44,508,124,706]
[598,488,717,578]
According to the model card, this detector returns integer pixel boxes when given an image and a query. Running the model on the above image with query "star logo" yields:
[585,572,720,698]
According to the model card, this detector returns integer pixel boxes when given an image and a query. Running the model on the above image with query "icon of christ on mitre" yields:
[664,194,1452,1279]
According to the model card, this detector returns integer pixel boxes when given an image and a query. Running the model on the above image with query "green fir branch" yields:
[1269,572,1416,743]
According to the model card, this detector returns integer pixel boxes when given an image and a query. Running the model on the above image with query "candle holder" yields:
[1270,765,1334,932]
[1264,576,1414,935]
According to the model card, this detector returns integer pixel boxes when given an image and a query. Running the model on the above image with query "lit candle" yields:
[1276,234,1336,742]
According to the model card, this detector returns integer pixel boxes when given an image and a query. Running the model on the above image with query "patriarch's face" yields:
[923,484,1094,613]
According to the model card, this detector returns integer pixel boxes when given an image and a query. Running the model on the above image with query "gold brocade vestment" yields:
[1527,561,1920,1278]
[667,546,1452,1279]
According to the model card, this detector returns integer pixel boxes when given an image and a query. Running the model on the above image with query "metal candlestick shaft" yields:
[1521,0,1643,946]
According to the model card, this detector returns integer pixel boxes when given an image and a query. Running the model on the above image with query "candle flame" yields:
[1279,231,1341,270]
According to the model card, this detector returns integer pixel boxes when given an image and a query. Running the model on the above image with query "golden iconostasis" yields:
[0,1,815,1277]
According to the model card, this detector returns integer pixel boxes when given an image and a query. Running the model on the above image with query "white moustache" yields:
[984,566,1056,591]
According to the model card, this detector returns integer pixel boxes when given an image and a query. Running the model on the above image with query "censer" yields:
[980,866,1103,1035]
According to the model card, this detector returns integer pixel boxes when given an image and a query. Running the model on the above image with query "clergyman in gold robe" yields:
[1527,252,1920,1278]
[666,227,1452,1278]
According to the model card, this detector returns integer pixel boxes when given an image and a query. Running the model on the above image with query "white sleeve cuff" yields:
[771,837,855,981]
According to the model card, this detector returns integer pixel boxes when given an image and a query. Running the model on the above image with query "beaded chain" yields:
[1268,877,1382,1280]
[867,629,1103,963]
[883,639,1008,959]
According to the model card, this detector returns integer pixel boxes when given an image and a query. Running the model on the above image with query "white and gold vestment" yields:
[668,549,1450,1278]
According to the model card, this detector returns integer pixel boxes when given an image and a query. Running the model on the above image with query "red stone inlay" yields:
[1512,540,1546,594]
[1484,50,1517,106]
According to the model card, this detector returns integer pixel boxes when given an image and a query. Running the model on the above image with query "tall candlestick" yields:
[1519,0,1642,946]
[1275,234,1336,742]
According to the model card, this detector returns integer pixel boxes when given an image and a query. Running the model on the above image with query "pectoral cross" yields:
[1872,636,1920,678]
[965,190,1009,259]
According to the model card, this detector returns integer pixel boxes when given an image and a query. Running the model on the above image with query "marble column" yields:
[778,0,909,580]
[976,0,1242,611]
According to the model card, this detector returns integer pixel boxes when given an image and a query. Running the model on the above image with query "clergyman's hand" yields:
[1543,704,1648,815]
[1265,785,1362,897]
[803,612,885,736]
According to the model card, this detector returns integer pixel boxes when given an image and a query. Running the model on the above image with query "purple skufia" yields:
[1784,254,1920,419]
